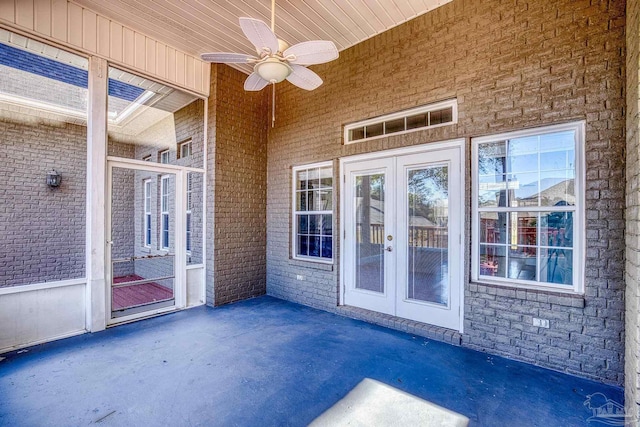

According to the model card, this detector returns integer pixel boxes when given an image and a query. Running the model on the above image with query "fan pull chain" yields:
[272,83,276,128]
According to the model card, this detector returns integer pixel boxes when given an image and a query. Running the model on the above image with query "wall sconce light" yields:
[47,170,62,188]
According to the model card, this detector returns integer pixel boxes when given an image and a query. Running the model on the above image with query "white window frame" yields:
[292,161,333,263]
[160,175,170,250]
[179,140,192,159]
[160,150,170,164]
[186,172,192,254]
[471,121,585,294]
[344,99,458,145]
[143,179,152,248]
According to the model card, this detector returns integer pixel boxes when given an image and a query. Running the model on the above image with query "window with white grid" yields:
[472,122,584,293]
[292,162,333,262]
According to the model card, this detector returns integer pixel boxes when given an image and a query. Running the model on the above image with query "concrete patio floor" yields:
[0,296,624,426]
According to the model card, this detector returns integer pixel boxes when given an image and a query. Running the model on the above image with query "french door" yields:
[106,160,187,325]
[342,142,463,331]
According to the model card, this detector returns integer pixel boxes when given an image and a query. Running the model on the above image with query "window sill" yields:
[289,258,334,271]
[469,281,585,308]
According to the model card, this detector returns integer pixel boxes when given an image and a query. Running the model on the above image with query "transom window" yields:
[472,122,584,293]
[344,99,457,144]
[292,162,333,262]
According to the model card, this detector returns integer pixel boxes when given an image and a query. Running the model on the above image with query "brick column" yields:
[626,0,640,420]
[211,64,269,305]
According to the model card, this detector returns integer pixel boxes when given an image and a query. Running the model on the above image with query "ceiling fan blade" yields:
[200,52,257,64]
[286,64,323,91]
[283,41,339,65]
[239,17,279,54]
[244,72,269,91]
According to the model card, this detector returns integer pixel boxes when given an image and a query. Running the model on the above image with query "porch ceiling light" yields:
[254,58,292,83]
[47,170,62,188]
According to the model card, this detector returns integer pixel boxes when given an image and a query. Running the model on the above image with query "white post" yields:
[175,171,186,309]
[86,56,108,332]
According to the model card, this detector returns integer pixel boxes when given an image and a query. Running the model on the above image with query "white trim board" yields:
[0,278,86,296]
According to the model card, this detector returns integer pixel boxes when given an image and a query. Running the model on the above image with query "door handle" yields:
[385,246,393,252]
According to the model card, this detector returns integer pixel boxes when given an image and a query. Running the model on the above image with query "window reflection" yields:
[478,210,573,285]
[355,173,385,292]
[407,166,449,305]
[477,130,576,287]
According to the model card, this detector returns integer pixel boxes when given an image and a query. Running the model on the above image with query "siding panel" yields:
[96,15,109,56]
[122,27,135,66]
[15,0,34,30]
[50,0,67,41]
[109,21,122,62]
[167,47,176,81]
[134,32,145,70]
[82,8,96,52]
[194,61,203,93]
[156,42,166,79]
[186,55,194,89]
[0,1,16,24]
[175,50,185,86]
[34,0,51,36]
[145,37,155,75]
[67,2,82,47]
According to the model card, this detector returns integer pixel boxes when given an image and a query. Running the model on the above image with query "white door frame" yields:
[339,139,465,332]
[105,157,201,325]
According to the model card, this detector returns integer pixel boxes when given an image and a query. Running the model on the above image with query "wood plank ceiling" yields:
[72,0,452,74]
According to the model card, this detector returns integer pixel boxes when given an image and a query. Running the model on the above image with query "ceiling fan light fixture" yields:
[255,58,292,83]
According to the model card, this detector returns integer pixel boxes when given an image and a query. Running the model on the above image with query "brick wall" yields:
[0,116,87,287]
[266,0,626,384]
[109,162,135,278]
[626,0,640,417]
[173,100,205,266]
[209,64,269,305]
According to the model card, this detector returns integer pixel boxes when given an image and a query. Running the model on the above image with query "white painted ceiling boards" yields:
[72,0,452,74]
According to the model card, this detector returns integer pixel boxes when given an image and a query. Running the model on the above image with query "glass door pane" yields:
[110,167,175,318]
[406,165,449,305]
[355,173,386,293]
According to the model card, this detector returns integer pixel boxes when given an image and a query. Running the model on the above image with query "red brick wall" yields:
[267,0,626,384]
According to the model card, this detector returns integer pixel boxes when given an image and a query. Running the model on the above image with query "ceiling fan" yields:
[200,0,339,92]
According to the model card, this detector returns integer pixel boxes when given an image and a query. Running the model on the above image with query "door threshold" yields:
[107,305,179,327]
